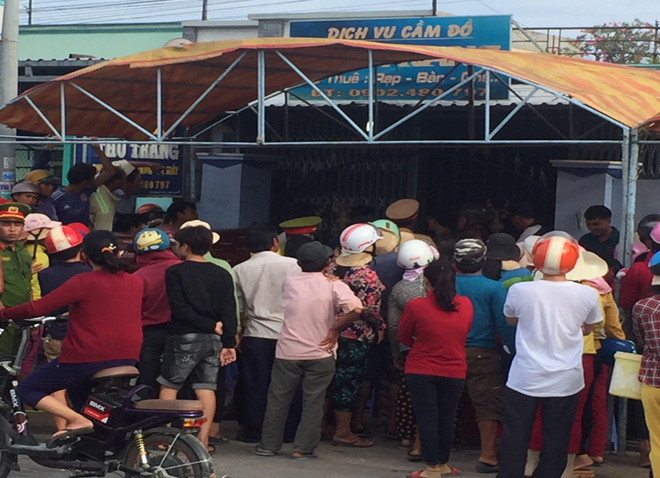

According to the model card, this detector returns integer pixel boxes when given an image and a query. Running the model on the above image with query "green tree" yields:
[564,19,658,64]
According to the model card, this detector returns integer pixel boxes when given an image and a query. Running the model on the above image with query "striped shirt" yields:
[89,184,119,231]
[633,294,660,388]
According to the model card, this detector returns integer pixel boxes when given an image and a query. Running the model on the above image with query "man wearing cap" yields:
[454,238,514,473]
[255,242,363,459]
[11,181,40,208]
[181,219,240,445]
[34,174,60,220]
[279,216,322,257]
[386,198,437,249]
[0,203,34,355]
[232,223,301,443]
[132,227,181,391]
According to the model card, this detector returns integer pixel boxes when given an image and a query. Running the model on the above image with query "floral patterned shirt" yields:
[330,262,385,343]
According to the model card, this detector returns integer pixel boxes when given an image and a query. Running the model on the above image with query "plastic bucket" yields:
[609,351,642,400]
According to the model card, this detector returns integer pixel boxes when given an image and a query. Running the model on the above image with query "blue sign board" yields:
[289,15,511,101]
[73,143,182,197]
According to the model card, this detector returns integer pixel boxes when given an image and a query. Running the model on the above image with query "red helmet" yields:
[532,231,580,276]
[136,203,163,215]
[45,225,83,254]
[67,222,91,237]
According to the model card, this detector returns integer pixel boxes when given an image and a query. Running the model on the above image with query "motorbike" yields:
[0,316,216,477]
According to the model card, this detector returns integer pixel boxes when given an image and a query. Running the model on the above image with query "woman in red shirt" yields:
[399,258,473,478]
[0,230,143,441]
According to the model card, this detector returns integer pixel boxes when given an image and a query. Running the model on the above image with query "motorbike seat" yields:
[91,366,140,381]
[134,399,204,411]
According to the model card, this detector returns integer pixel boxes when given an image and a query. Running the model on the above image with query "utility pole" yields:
[0,0,19,198]
[202,0,208,21]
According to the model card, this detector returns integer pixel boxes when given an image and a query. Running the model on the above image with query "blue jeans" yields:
[406,374,465,466]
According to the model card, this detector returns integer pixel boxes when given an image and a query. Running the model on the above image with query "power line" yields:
[23,0,437,24]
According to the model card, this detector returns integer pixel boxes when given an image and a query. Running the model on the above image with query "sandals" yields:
[46,426,94,449]
[209,435,230,445]
[406,465,460,478]
[252,445,275,457]
[476,461,499,473]
[331,436,374,448]
[291,452,317,460]
[407,451,424,462]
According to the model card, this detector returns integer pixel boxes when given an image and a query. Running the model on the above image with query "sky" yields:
[11,0,660,27]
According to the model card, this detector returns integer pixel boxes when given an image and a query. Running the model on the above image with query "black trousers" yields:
[497,387,579,478]
[406,374,465,466]
[236,337,277,441]
[138,325,169,394]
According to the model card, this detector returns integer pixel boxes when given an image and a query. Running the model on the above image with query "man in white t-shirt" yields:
[497,233,601,478]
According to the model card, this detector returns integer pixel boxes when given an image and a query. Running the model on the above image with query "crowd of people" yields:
[0,158,659,478]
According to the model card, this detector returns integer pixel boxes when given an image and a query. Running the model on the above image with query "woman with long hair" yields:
[0,230,143,443]
[398,258,473,478]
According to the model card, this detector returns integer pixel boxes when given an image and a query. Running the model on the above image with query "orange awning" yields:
[1,37,660,139]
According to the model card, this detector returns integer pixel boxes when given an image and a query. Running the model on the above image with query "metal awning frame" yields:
[0,45,649,266]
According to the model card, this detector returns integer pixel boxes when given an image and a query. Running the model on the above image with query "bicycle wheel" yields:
[122,427,214,478]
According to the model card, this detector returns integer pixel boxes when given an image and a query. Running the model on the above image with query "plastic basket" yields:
[609,351,642,400]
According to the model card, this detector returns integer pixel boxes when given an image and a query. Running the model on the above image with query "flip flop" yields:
[209,435,230,445]
[206,444,216,455]
[291,452,317,461]
[476,461,499,473]
[331,436,374,448]
[407,465,461,477]
[574,469,596,478]
[407,451,424,462]
[252,445,275,457]
[46,426,94,449]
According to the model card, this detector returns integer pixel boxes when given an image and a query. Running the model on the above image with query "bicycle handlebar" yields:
[7,316,61,328]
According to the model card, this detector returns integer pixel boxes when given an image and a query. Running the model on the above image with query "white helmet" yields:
[339,223,382,253]
[397,239,435,270]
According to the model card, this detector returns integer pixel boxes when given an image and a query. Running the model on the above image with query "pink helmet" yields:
[651,223,660,245]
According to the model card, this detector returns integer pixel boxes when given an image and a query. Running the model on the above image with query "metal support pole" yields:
[257,50,266,144]
[69,82,158,141]
[0,0,19,197]
[367,50,374,141]
[156,68,162,142]
[484,70,491,141]
[60,82,66,139]
[619,127,638,268]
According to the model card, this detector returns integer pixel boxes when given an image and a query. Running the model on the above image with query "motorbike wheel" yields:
[122,428,214,478]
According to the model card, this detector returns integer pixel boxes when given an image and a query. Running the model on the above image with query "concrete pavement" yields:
[15,415,649,478]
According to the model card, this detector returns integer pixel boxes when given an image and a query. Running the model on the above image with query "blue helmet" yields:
[133,227,170,254]
[650,251,660,276]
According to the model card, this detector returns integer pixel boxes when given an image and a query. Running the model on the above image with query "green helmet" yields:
[370,219,400,241]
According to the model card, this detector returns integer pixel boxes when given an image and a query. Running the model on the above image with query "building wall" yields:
[19,23,182,60]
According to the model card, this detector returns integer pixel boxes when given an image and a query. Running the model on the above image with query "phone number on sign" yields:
[308,87,487,99]
[144,180,171,190]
